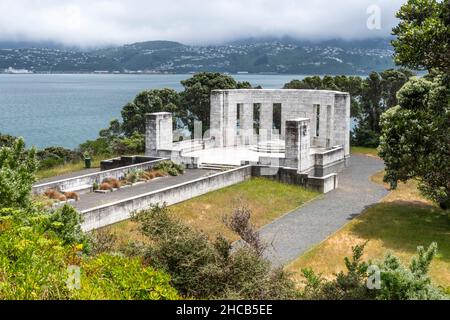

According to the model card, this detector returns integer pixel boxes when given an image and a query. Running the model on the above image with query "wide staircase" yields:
[249,139,286,153]
[198,163,240,171]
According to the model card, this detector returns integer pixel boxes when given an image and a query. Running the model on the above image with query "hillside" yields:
[0,38,395,75]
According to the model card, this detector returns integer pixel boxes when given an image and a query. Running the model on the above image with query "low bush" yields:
[130,204,298,300]
[99,182,113,191]
[154,160,184,176]
[64,192,80,201]
[301,242,448,300]
[102,177,121,189]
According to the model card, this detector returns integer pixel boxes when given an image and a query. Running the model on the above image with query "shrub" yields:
[102,177,121,189]
[301,242,448,300]
[130,204,298,299]
[154,160,184,176]
[153,170,165,178]
[64,192,80,201]
[0,138,38,209]
[73,254,179,300]
[99,182,113,191]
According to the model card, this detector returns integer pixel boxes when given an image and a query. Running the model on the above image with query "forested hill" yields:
[0,38,395,75]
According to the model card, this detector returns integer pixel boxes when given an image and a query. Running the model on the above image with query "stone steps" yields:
[198,163,239,171]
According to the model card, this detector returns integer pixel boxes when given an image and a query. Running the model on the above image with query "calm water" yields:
[0,74,308,149]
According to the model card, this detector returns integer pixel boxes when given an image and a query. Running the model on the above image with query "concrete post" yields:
[259,102,273,142]
[145,112,173,156]
[210,91,224,147]
[240,102,254,145]
[285,118,311,173]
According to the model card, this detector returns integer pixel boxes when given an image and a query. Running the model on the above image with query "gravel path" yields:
[260,154,388,267]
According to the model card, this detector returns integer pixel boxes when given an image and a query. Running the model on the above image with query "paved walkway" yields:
[260,154,388,267]
[72,169,215,211]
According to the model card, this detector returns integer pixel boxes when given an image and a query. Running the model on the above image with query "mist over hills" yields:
[0,38,395,74]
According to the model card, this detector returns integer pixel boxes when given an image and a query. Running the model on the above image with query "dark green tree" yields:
[392,0,450,73]
[0,138,38,209]
[121,88,181,136]
[379,75,450,208]
[180,72,238,133]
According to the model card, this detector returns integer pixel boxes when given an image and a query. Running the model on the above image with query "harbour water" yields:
[0,73,309,149]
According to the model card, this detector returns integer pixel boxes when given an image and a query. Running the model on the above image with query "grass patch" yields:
[286,172,450,288]
[351,146,379,157]
[106,177,319,247]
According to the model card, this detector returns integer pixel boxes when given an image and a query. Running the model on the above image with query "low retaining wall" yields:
[81,165,252,231]
[100,155,159,171]
[33,158,167,195]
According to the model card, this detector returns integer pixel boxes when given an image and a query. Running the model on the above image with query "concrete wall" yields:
[33,158,167,194]
[81,165,253,231]
[145,112,173,156]
[209,89,350,152]
[100,156,159,171]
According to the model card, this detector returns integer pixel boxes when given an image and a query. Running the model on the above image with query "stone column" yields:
[259,102,273,142]
[210,90,224,147]
[240,102,254,145]
[145,112,173,156]
[285,118,311,173]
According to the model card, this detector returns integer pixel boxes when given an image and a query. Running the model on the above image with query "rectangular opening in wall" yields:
[314,104,320,137]
[236,103,242,134]
[253,103,261,135]
[272,103,282,135]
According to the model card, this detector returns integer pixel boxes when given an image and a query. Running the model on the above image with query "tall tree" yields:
[180,72,238,133]
[120,88,181,137]
[379,0,450,208]
[392,0,450,73]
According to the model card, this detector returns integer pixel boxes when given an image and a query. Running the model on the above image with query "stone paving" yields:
[259,154,388,267]
[72,169,215,211]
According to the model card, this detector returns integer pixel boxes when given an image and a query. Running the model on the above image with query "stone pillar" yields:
[285,118,311,173]
[332,93,351,157]
[240,102,254,145]
[210,91,224,147]
[259,102,273,142]
[145,112,173,156]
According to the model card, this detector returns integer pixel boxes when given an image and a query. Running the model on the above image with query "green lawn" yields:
[107,177,319,245]
[350,146,379,157]
[36,158,102,180]
[287,174,450,288]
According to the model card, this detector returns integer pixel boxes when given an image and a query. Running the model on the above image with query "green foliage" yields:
[36,146,81,170]
[78,137,112,156]
[302,243,374,300]
[0,207,179,300]
[0,138,38,209]
[284,75,363,117]
[73,254,179,300]
[301,243,448,300]
[130,204,298,299]
[121,88,180,137]
[0,211,72,300]
[392,0,450,73]
[46,205,90,250]
[0,133,17,148]
[180,72,238,133]
[154,160,184,176]
[378,74,450,208]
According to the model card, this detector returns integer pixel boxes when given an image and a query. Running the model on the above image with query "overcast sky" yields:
[0,0,406,48]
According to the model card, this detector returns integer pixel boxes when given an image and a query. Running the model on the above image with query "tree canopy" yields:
[392,0,450,73]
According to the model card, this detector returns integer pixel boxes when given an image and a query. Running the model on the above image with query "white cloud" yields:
[0,0,406,47]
